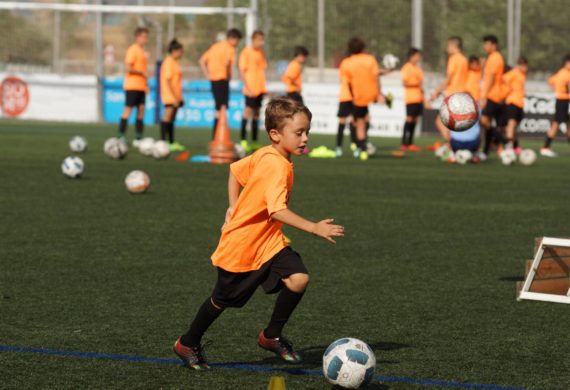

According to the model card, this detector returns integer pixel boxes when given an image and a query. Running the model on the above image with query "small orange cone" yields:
[175,150,190,161]
[209,106,237,164]
[267,376,286,390]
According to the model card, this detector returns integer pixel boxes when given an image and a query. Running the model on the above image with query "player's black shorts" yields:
[505,104,524,122]
[287,92,303,104]
[554,99,570,123]
[406,103,424,118]
[352,105,369,119]
[482,99,504,120]
[337,101,353,118]
[245,94,264,109]
[211,247,308,308]
[211,80,230,110]
[125,90,146,107]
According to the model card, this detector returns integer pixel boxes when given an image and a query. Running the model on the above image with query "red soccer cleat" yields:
[173,338,210,370]
[406,144,422,152]
[258,331,302,363]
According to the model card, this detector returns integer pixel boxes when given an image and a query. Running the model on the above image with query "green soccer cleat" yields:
[240,140,252,154]
[169,142,186,152]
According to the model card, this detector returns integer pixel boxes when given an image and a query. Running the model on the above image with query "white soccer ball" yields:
[501,149,517,166]
[382,53,399,70]
[104,137,128,160]
[152,140,171,159]
[455,149,473,165]
[439,92,479,131]
[435,143,450,158]
[366,142,377,157]
[125,170,150,194]
[138,137,155,156]
[519,149,537,166]
[234,143,246,159]
[61,156,84,178]
[323,338,376,389]
[69,136,87,153]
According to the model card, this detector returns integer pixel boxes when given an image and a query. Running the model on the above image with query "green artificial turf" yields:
[1,119,569,389]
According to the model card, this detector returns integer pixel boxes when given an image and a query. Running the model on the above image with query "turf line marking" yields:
[0,344,525,390]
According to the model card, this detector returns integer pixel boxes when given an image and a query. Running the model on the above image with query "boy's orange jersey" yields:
[238,47,267,97]
[124,44,148,91]
[548,68,570,100]
[338,57,352,102]
[503,68,526,108]
[211,146,293,273]
[200,41,236,81]
[343,53,380,106]
[446,53,468,94]
[401,62,424,104]
[465,69,481,101]
[282,61,302,93]
[483,51,505,102]
[160,55,182,104]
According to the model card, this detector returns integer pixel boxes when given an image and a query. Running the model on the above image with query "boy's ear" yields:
[268,128,280,143]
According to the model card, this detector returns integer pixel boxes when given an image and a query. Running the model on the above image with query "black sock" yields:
[365,121,370,136]
[212,118,218,140]
[264,287,305,339]
[180,298,224,348]
[349,123,356,143]
[168,122,175,144]
[337,123,345,147]
[544,137,553,148]
[408,122,417,145]
[240,119,248,141]
[160,121,167,141]
[402,122,411,146]
[118,118,127,136]
[483,128,493,154]
[252,120,259,141]
[135,119,143,140]
[358,139,367,151]
[514,139,519,148]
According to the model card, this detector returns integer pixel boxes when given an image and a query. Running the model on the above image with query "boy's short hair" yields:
[227,28,243,40]
[517,56,528,65]
[563,54,570,64]
[168,38,183,53]
[483,34,498,44]
[265,97,312,132]
[407,47,421,59]
[348,37,366,55]
[294,46,309,57]
[468,55,479,64]
[448,36,463,50]
[135,27,149,37]
[252,30,264,39]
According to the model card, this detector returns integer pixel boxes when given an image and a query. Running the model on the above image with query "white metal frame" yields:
[519,237,570,304]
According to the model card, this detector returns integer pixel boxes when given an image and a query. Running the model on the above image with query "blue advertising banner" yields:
[103,78,245,129]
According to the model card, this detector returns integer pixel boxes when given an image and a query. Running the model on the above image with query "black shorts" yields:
[337,101,353,118]
[211,80,230,110]
[406,103,424,118]
[352,105,369,119]
[505,104,524,122]
[554,99,570,123]
[482,99,505,122]
[211,247,308,308]
[287,92,303,104]
[125,90,146,107]
[245,94,264,109]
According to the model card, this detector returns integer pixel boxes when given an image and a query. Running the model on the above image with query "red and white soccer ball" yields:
[439,92,479,132]
[125,170,150,194]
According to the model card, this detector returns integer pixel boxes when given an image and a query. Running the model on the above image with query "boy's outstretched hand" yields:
[312,219,345,244]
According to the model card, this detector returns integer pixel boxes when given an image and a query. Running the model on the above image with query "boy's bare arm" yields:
[271,209,344,244]
[222,171,241,230]
[199,58,210,79]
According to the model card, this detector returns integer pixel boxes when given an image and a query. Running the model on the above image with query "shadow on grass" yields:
[498,276,524,282]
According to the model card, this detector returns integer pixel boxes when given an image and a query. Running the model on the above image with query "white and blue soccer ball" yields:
[138,137,155,156]
[69,136,87,153]
[500,148,517,166]
[61,156,84,178]
[519,149,537,166]
[104,137,128,160]
[382,53,400,70]
[323,337,376,389]
[152,140,171,159]
[455,149,473,165]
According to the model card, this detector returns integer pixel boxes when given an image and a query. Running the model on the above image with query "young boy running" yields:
[503,56,528,151]
[541,54,570,157]
[118,27,149,146]
[160,39,185,152]
[335,54,356,157]
[238,30,267,153]
[200,28,243,138]
[173,97,344,370]
[400,48,424,152]
[282,46,309,103]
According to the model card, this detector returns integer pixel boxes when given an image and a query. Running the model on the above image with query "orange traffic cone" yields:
[209,106,237,164]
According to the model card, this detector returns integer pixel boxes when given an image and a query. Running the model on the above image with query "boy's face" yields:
[410,52,421,63]
[469,61,481,71]
[296,55,307,64]
[172,48,184,60]
[269,113,310,156]
[446,41,457,55]
[564,61,570,70]
[228,37,241,47]
[518,63,528,73]
[483,41,495,54]
[252,35,265,49]
[137,32,149,46]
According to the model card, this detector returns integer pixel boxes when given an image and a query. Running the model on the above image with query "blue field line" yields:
[0,344,525,390]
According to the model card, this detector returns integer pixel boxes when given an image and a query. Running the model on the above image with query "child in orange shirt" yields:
[282,46,309,103]
[400,48,424,151]
[160,39,185,152]
[541,54,570,157]
[173,98,344,370]
[503,56,528,151]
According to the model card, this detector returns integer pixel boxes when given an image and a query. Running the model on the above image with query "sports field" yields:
[1,119,569,389]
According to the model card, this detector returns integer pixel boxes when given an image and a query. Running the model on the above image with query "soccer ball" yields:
[125,170,150,194]
[519,149,537,166]
[104,137,128,160]
[501,149,517,166]
[152,140,171,159]
[382,53,399,70]
[69,136,87,153]
[138,137,155,156]
[323,337,376,389]
[434,143,450,158]
[439,92,479,131]
[61,156,84,178]
[366,142,377,157]
[455,149,473,165]
[234,143,246,159]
